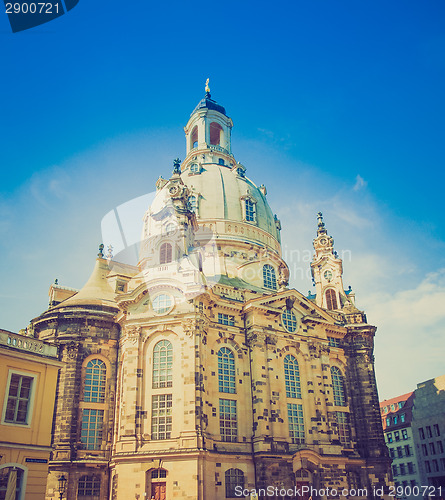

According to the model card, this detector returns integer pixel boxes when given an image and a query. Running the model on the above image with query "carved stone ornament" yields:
[124,326,142,344]
[65,341,81,360]
[246,331,267,347]
[182,317,205,338]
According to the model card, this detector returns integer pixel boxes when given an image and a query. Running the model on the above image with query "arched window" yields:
[218,347,235,394]
[282,308,297,333]
[263,264,277,290]
[225,469,244,498]
[189,195,197,213]
[153,340,173,389]
[325,289,338,310]
[284,354,301,398]
[78,475,101,500]
[190,163,200,173]
[84,359,106,403]
[245,199,256,222]
[191,126,198,149]
[160,242,172,264]
[164,223,176,235]
[0,466,24,500]
[331,366,347,406]
[210,122,223,145]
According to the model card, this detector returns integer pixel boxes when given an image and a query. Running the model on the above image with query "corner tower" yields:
[311,212,354,311]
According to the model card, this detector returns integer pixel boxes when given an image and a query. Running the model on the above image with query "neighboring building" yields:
[380,393,421,499]
[381,376,445,499]
[0,328,63,500]
[27,86,391,500]
[412,375,445,492]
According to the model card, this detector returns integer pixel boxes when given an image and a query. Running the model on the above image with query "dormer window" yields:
[190,163,200,174]
[245,199,256,222]
[218,158,225,166]
[189,195,197,213]
[237,167,245,177]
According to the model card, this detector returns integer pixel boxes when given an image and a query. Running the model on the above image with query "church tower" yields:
[30,83,391,500]
[311,212,355,312]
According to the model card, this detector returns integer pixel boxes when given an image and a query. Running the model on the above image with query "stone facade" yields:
[27,88,391,500]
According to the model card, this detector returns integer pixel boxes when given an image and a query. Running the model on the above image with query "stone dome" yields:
[182,163,280,242]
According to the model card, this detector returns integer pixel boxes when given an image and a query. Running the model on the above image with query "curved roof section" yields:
[51,258,118,311]
[191,93,226,116]
[182,164,279,241]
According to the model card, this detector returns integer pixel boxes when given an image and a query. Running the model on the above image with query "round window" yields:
[152,294,173,314]
[282,308,297,333]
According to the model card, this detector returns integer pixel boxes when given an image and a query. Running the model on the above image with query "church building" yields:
[30,85,391,500]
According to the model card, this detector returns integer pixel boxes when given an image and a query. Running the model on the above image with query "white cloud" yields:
[369,269,445,399]
[353,174,367,191]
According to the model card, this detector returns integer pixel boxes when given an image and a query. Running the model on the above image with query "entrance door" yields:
[151,482,166,500]
[296,482,310,500]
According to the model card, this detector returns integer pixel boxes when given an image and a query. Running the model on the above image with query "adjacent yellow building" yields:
[0,329,63,500]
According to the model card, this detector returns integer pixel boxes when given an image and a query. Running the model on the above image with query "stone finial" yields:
[173,158,181,175]
[317,211,327,236]
[54,278,58,285]
[205,78,210,94]
[98,243,104,258]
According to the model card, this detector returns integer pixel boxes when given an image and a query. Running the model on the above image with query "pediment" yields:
[243,288,336,325]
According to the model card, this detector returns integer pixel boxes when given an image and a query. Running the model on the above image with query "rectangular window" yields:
[390,448,395,459]
[219,399,237,442]
[425,461,431,473]
[335,411,351,445]
[392,465,398,477]
[151,394,172,440]
[398,401,404,409]
[80,409,104,450]
[432,459,439,472]
[399,464,406,476]
[328,337,340,348]
[218,313,235,326]
[429,442,436,455]
[407,462,415,474]
[437,441,443,453]
[434,424,440,437]
[401,413,406,423]
[288,403,305,444]
[402,429,408,440]
[397,446,403,458]
[427,426,432,438]
[394,431,400,442]
[387,433,393,443]
[419,428,425,440]
[3,373,34,425]
[440,458,445,471]
[386,417,391,427]
[405,445,412,456]
[422,444,428,456]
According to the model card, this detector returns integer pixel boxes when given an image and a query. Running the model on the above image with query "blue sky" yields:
[1,0,444,399]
